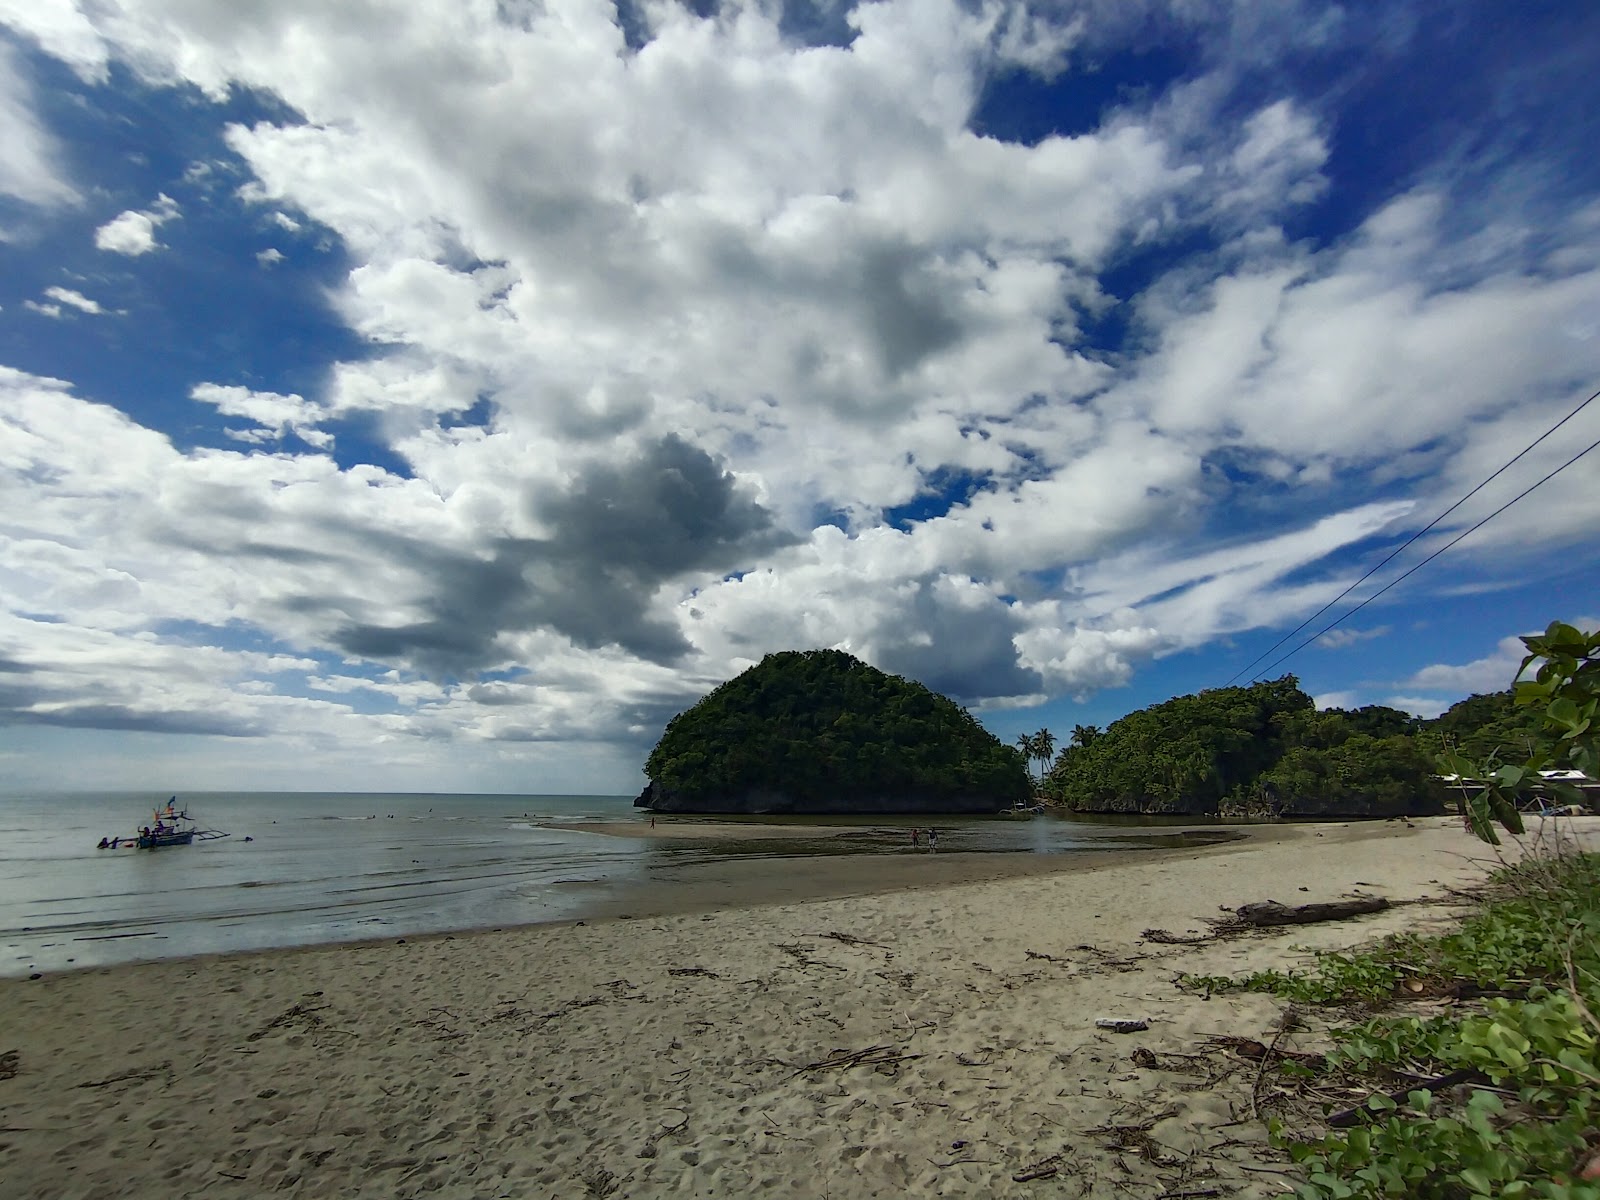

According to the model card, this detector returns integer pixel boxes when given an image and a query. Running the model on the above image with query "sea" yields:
[0,791,1230,978]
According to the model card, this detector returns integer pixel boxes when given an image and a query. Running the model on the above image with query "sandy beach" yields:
[1,816,1581,1199]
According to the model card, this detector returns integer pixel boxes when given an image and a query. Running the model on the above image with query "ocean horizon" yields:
[0,790,1231,978]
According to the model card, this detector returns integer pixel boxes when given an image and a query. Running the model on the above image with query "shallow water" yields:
[0,791,1237,976]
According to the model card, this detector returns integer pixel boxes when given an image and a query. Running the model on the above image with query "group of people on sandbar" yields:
[909,826,939,850]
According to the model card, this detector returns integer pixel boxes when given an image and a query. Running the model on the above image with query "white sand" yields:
[2,815,1587,1199]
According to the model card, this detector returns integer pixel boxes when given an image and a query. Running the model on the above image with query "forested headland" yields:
[637,641,1555,818]
[1041,678,1543,817]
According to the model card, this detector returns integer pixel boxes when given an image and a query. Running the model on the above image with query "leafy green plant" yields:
[1193,848,1600,1198]
[1182,949,1407,1004]
[1285,1087,1600,1199]
[1440,620,1599,844]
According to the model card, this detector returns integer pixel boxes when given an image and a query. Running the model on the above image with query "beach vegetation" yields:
[1436,621,1599,845]
[642,648,1032,809]
[1185,848,1600,1198]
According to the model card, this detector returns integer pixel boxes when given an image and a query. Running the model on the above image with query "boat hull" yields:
[137,831,196,849]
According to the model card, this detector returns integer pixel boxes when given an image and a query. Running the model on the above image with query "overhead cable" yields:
[1250,429,1600,682]
[1225,384,1600,686]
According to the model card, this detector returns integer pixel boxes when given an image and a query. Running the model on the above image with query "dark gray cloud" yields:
[330,434,798,674]
[870,581,1045,704]
[539,433,795,574]
[0,684,264,737]
[855,243,966,378]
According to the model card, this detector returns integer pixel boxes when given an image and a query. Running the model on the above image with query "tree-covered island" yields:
[636,649,1032,814]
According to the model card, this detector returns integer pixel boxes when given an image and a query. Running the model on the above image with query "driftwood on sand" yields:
[1232,897,1390,927]
[1144,894,1391,944]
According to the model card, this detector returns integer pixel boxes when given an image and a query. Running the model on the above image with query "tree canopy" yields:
[1043,676,1446,817]
[642,649,1032,812]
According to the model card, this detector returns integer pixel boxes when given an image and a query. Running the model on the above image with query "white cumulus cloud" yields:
[93,193,180,255]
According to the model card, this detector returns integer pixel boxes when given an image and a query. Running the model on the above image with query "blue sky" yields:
[1,0,1597,794]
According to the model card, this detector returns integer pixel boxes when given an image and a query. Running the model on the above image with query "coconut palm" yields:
[1015,732,1037,774]
[1032,728,1056,780]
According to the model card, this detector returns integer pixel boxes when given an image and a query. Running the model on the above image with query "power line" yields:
[1225,384,1600,686]
[1250,429,1600,683]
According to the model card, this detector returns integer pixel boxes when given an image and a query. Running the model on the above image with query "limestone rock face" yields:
[1062,791,1445,818]
[634,780,1010,815]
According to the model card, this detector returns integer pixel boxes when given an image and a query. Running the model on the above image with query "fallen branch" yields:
[1203,1034,1324,1069]
[1012,1155,1062,1182]
[1251,1007,1301,1119]
[808,930,887,949]
[1326,1068,1485,1127]
[1231,897,1390,927]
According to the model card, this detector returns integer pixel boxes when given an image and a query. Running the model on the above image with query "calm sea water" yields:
[0,791,1226,977]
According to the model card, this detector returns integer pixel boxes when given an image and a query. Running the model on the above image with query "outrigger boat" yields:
[119,798,229,850]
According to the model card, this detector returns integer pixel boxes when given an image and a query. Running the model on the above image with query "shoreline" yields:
[13,820,1260,983]
[3,816,1573,1199]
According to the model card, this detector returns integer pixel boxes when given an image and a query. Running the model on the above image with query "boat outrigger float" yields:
[104,798,230,850]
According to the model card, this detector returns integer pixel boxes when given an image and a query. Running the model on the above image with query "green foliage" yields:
[1014,728,1057,783]
[1183,950,1408,1004]
[1185,853,1600,1005]
[1289,983,1600,1199]
[642,649,1031,808]
[1259,733,1444,816]
[1045,675,1309,812]
[1284,1086,1600,1199]
[1438,621,1600,845]
[1042,624,1599,819]
[1418,689,1544,763]
[1043,676,1442,816]
[1200,852,1600,1198]
[1324,705,1419,740]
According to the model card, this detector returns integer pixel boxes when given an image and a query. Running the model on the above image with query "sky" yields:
[1,0,1598,796]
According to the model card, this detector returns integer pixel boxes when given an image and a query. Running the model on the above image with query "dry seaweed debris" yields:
[792,1044,920,1076]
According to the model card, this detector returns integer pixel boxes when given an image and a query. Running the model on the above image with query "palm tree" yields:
[1016,732,1037,775]
[1070,724,1101,749]
[1033,728,1056,780]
